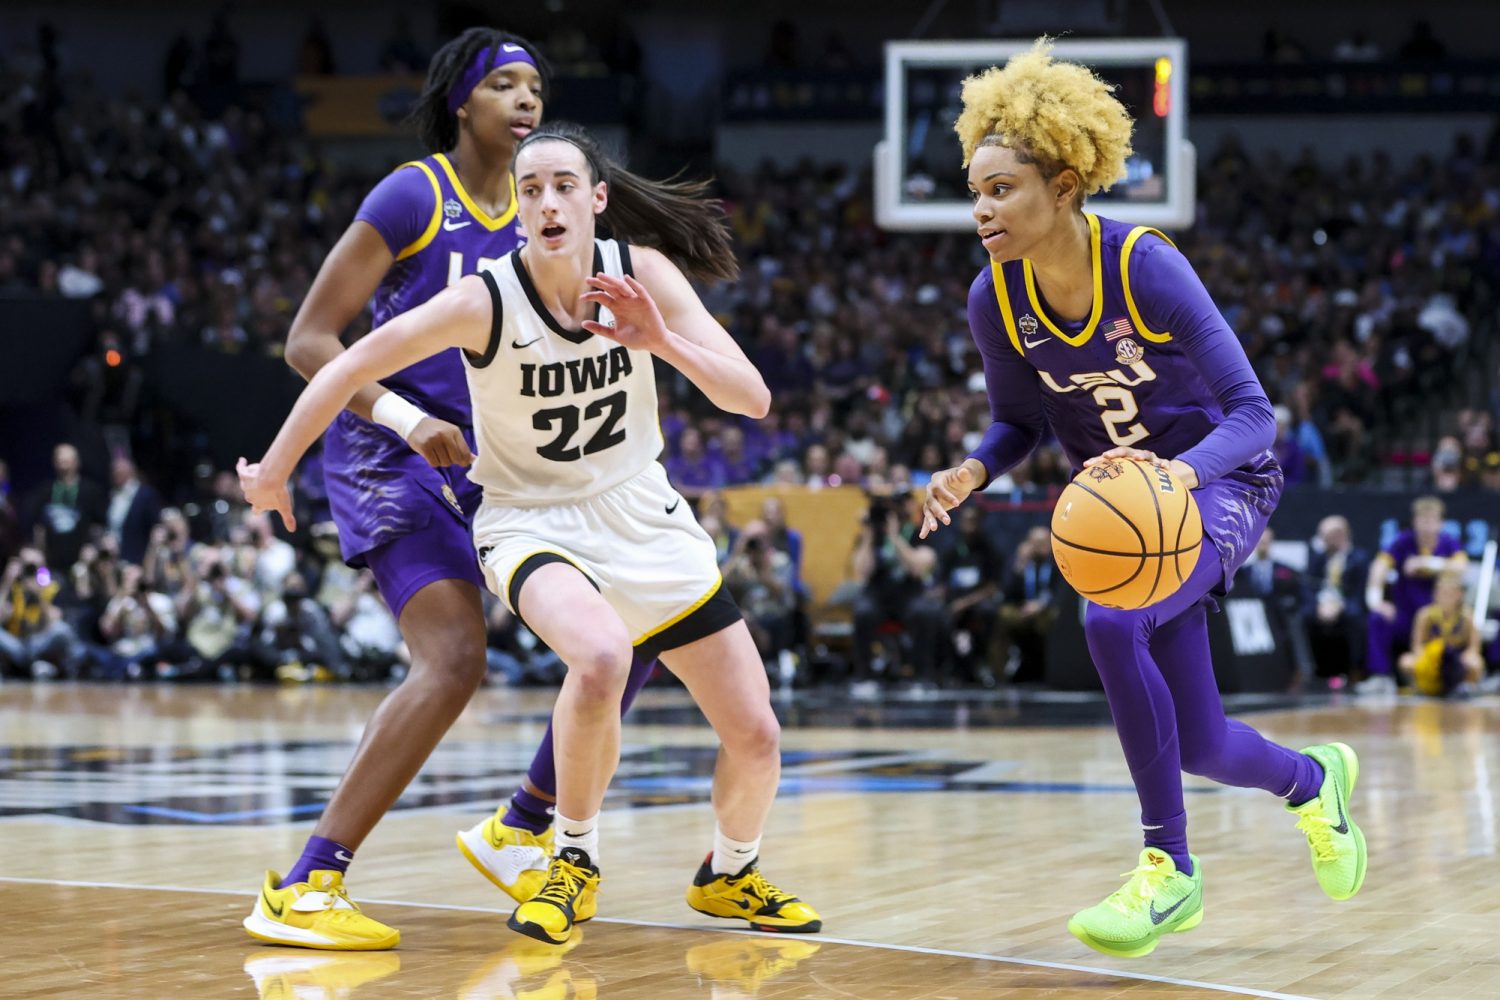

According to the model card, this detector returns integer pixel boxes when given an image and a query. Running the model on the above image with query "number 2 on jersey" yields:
[1092,386,1149,447]
[533,391,628,461]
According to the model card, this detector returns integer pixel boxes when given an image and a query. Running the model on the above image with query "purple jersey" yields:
[1379,529,1464,615]
[324,153,526,561]
[966,213,1283,581]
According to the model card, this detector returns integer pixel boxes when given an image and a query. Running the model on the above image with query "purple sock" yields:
[504,787,554,835]
[1143,810,1192,875]
[502,653,659,830]
[281,835,353,888]
[1285,754,1325,807]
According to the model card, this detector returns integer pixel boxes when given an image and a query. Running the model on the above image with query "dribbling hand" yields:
[1083,447,1199,490]
[579,273,670,352]
[408,416,474,468]
[920,463,979,539]
[236,457,296,532]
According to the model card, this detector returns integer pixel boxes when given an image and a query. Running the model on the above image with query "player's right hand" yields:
[920,464,977,539]
[408,417,475,468]
[237,457,296,532]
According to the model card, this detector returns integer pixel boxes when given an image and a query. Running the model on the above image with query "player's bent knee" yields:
[724,709,781,760]
[567,645,633,702]
[1083,606,1147,647]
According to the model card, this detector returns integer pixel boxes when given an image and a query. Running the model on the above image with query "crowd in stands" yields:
[4,36,1500,689]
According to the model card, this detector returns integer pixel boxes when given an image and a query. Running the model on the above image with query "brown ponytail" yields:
[516,122,739,283]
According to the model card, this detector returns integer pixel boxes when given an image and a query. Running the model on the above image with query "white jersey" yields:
[465,240,663,504]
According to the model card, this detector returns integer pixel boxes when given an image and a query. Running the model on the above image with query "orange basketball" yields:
[1050,459,1203,610]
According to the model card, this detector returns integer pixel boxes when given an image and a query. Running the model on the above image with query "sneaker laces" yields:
[534,859,589,908]
[1295,810,1338,863]
[735,868,798,908]
[1103,861,1173,916]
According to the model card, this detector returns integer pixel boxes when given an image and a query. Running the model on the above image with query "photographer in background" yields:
[849,493,939,690]
[998,526,1059,684]
[722,519,799,668]
[0,547,83,677]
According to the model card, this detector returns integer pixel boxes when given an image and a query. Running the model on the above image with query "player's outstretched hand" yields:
[581,273,669,352]
[236,457,297,532]
[408,416,475,468]
[920,463,978,539]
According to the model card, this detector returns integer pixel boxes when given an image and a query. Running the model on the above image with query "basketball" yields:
[1050,459,1203,610]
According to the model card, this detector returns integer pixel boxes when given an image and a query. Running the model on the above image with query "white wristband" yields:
[370,391,429,442]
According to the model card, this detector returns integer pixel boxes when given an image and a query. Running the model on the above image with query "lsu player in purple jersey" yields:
[919,42,1367,957]
[240,120,821,947]
[241,30,658,951]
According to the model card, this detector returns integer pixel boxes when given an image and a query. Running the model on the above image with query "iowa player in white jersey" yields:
[239,121,821,947]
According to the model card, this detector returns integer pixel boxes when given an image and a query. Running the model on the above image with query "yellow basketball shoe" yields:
[685,856,823,933]
[456,809,555,903]
[685,937,823,994]
[242,950,401,999]
[243,870,400,951]
[507,848,600,946]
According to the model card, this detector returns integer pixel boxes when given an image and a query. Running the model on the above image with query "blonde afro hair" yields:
[954,39,1134,199]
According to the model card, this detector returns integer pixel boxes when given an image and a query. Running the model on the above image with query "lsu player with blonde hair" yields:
[919,41,1368,956]
[240,121,820,947]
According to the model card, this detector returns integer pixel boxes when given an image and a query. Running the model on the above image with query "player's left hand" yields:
[580,273,669,352]
[1082,448,1199,489]
[236,457,297,532]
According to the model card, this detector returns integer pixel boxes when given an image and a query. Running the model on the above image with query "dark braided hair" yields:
[409,27,550,153]
[516,122,739,284]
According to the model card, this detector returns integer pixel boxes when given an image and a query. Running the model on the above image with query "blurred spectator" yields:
[932,507,1005,686]
[848,495,939,689]
[1397,572,1483,696]
[328,570,404,680]
[1429,435,1463,492]
[1304,515,1370,683]
[481,595,564,686]
[96,563,177,678]
[998,526,1058,684]
[246,512,297,597]
[24,444,106,574]
[107,456,162,565]
[1235,528,1310,682]
[722,519,798,665]
[256,571,343,679]
[1360,496,1465,694]
[179,552,260,668]
[665,428,725,495]
[0,547,82,677]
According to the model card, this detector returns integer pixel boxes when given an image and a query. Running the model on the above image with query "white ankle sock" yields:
[711,826,760,876]
[554,812,599,865]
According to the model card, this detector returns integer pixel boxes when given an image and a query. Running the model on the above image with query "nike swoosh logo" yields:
[501,43,526,52]
[263,889,284,918]
[512,337,542,349]
[443,218,472,231]
[334,850,354,863]
[1149,890,1193,925]
[730,897,752,910]
[1023,335,1052,349]
[1331,778,1350,835]
[665,498,681,515]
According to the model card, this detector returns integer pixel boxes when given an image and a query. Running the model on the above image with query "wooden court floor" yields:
[3,682,1499,999]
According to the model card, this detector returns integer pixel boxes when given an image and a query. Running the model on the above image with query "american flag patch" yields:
[1104,317,1135,341]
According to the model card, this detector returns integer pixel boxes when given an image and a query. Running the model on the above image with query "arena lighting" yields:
[1154,56,1172,117]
